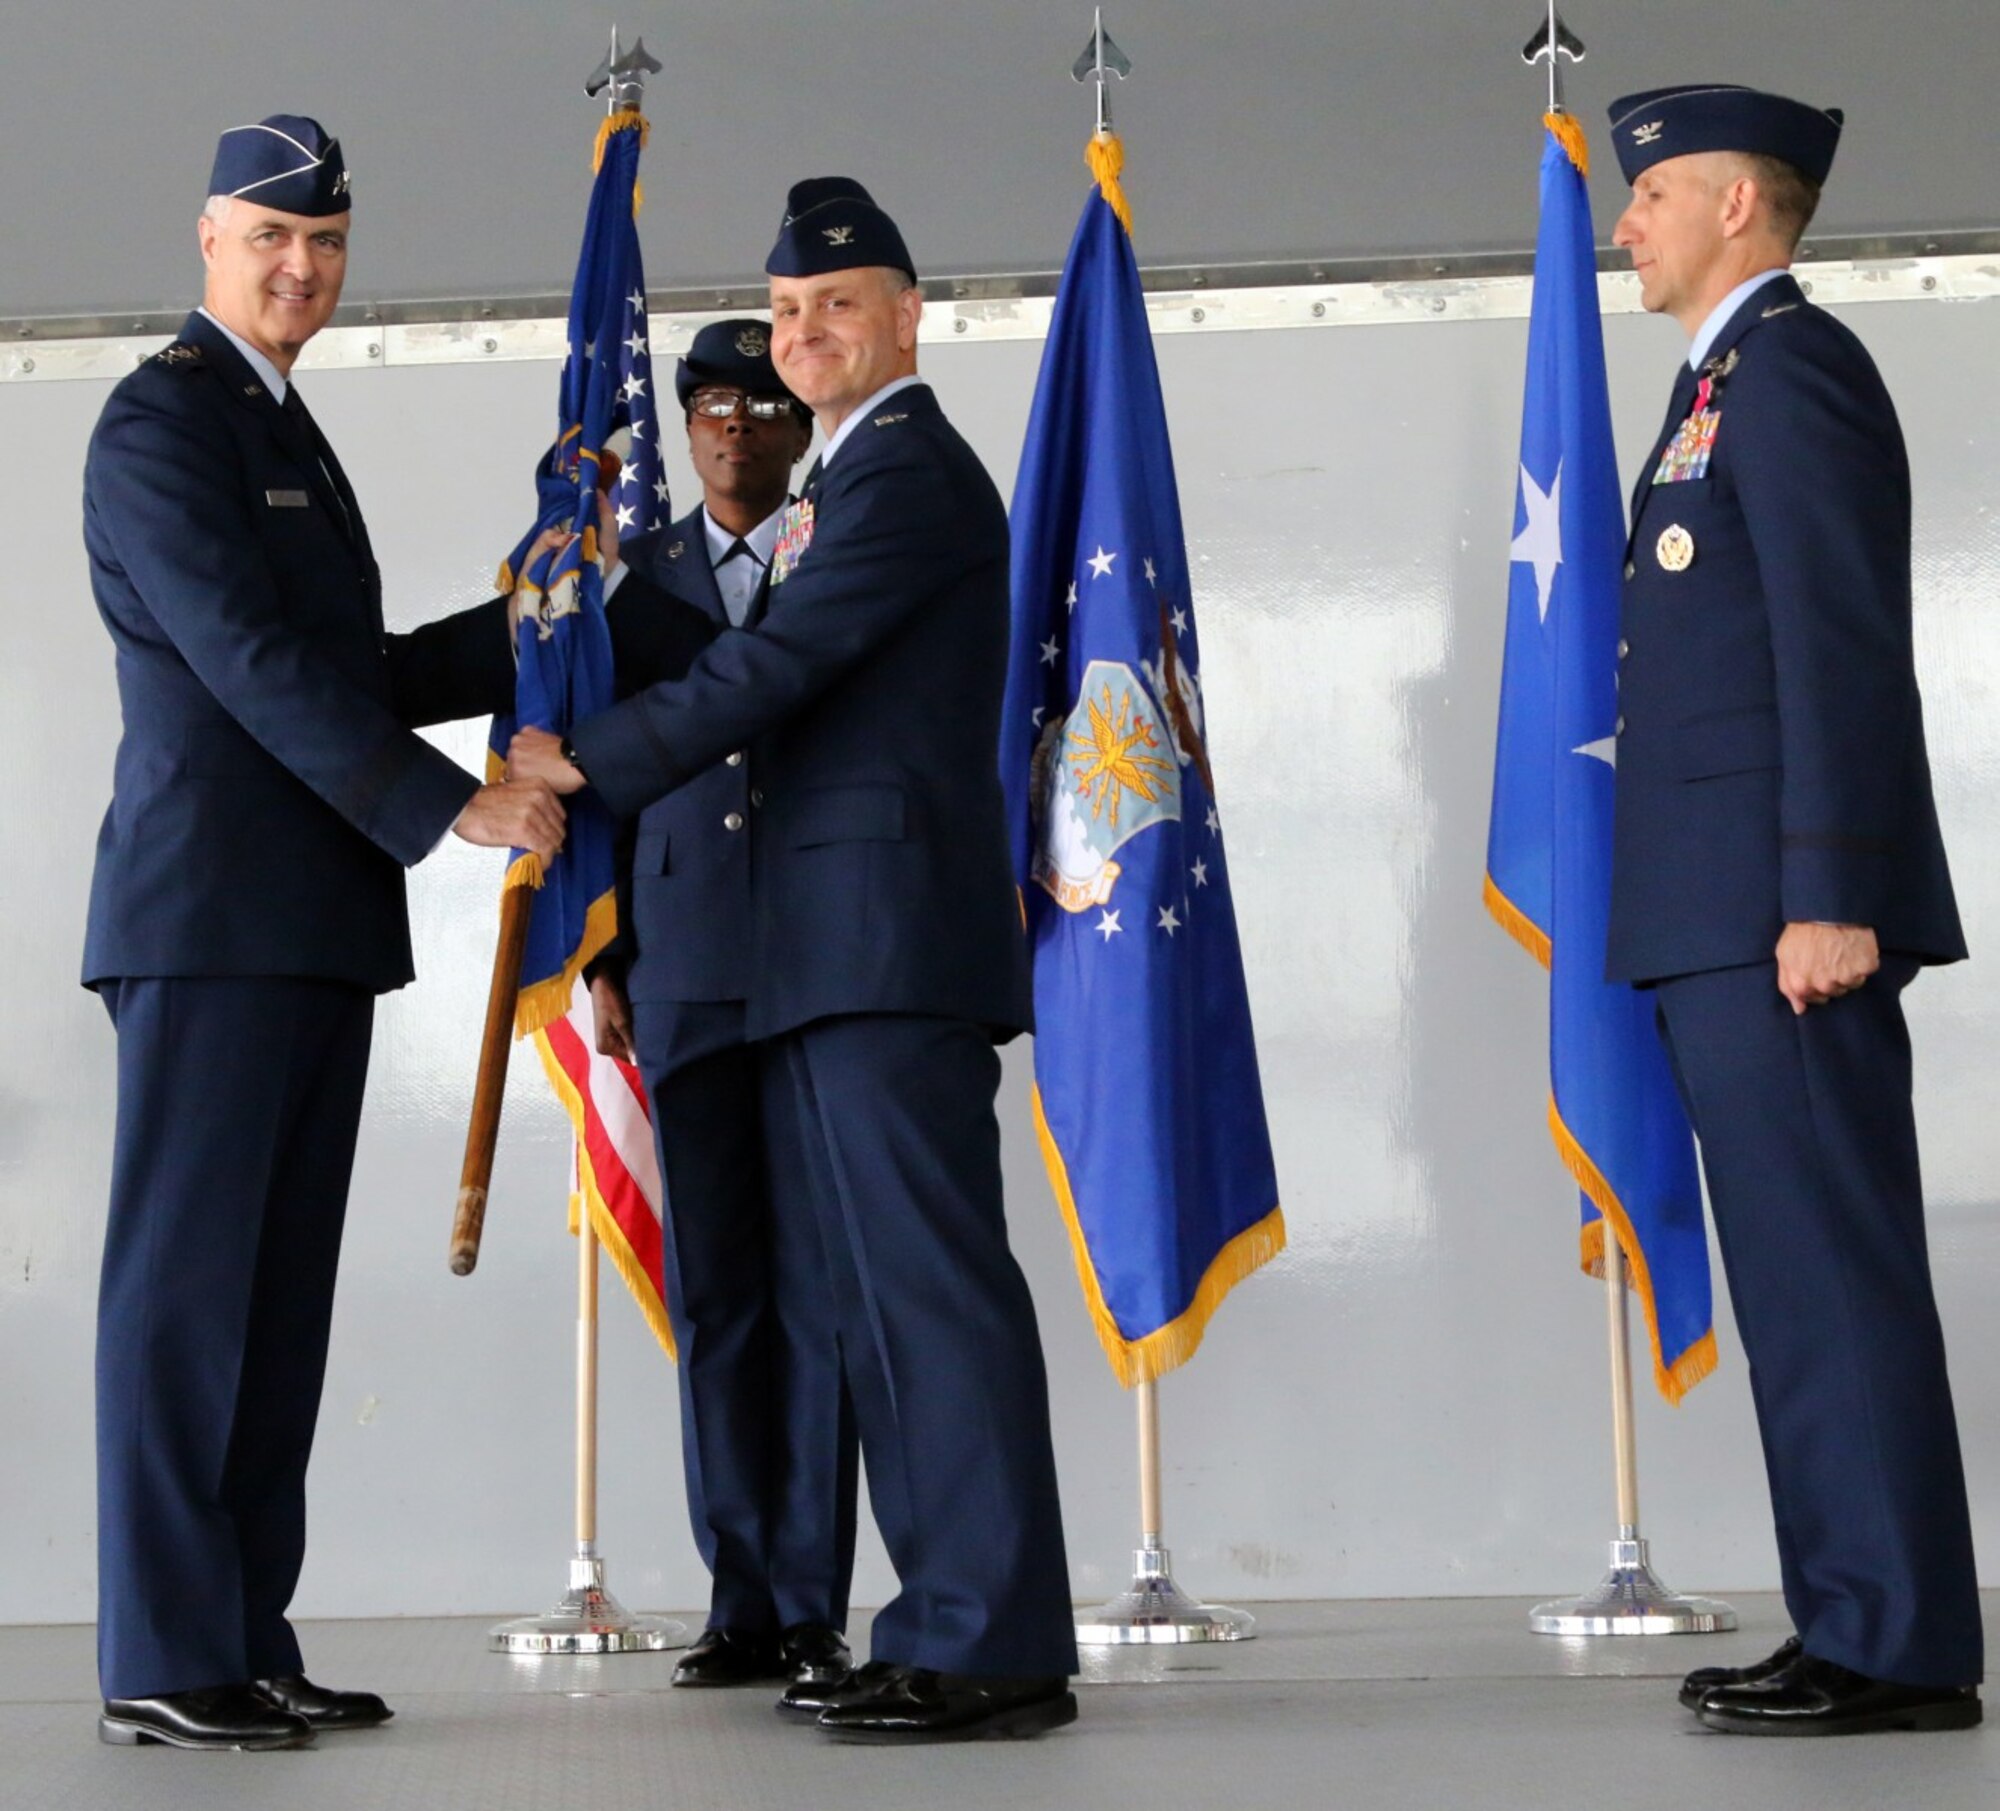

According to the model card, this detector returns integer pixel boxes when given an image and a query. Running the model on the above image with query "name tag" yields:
[265,489,311,508]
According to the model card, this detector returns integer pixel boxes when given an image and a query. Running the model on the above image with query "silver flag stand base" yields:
[1075,1544,1256,1645]
[489,1548,689,1655]
[1529,1536,1739,1636]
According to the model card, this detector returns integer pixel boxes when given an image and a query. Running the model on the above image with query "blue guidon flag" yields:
[490,109,666,1036]
[1001,134,1283,1387]
[1484,114,1714,1400]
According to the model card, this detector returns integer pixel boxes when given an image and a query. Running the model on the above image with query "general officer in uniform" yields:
[83,116,566,1750]
[585,321,859,1703]
[1605,85,1982,1734]
[511,179,1079,1743]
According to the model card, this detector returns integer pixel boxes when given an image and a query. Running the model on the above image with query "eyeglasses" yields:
[689,388,798,422]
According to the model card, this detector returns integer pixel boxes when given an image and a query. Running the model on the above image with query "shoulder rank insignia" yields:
[665,539,685,561]
[149,342,203,368]
[873,412,908,428]
[1761,301,1800,318]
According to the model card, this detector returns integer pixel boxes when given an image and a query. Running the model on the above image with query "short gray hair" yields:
[201,194,233,226]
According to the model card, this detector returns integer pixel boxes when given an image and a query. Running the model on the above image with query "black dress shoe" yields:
[771,1623,853,1719]
[671,1626,787,1688]
[254,1673,393,1731]
[1678,1634,1802,1710]
[99,1684,314,1751]
[1698,1652,1982,1736]
[777,1649,881,1723]
[817,1664,1078,1744]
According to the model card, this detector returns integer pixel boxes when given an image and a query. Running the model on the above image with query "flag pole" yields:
[488,1137,687,1655]
[1529,1234,1736,1634]
[1075,1374,1254,1644]
[1514,3,1738,1642]
[481,27,686,1656]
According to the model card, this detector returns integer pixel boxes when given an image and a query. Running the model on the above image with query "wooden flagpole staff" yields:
[450,881,535,1275]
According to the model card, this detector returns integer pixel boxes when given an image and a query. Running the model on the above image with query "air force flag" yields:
[1484,117,1714,1400]
[1001,136,1283,1387]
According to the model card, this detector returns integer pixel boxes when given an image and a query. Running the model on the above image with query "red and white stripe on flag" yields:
[533,975,676,1359]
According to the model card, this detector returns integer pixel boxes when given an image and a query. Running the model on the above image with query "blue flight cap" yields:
[674,318,805,415]
[1609,86,1842,186]
[765,177,917,284]
[207,114,352,216]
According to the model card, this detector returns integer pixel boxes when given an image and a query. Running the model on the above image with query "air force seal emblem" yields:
[734,325,769,358]
[1030,660,1182,913]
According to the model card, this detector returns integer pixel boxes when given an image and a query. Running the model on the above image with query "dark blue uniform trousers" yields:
[95,976,373,1700]
[636,1001,858,1634]
[1653,957,1983,1688]
[761,1014,1077,1679]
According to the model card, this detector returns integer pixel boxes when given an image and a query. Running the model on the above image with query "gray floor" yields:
[3,1595,1994,1811]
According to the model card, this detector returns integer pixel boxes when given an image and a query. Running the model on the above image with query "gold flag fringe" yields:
[1544,111,1590,179]
[1086,131,1134,236]
[533,1030,678,1361]
[1551,1094,1718,1402]
[592,109,650,213]
[1032,1084,1286,1387]
[1483,871,1553,969]
[511,886,619,1039]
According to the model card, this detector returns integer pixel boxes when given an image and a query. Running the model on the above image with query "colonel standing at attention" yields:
[1604,84,1981,1736]
[83,115,563,1751]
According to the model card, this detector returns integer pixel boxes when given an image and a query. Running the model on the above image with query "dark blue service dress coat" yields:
[1607,274,1982,1689]
[81,310,515,1699]
[593,510,860,1636]
[570,386,1075,1678]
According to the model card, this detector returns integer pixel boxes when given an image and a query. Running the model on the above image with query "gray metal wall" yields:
[3,283,1996,1625]
[3,0,1997,319]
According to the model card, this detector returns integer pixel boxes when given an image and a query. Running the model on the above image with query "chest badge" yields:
[1656,524,1695,572]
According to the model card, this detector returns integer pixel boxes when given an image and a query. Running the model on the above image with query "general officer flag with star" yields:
[490,108,666,1038]
[1001,134,1283,1388]
[1484,115,1713,1400]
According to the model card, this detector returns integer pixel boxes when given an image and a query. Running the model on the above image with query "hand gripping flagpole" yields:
[1059,19,1251,1645]
[488,28,682,1658]
[1512,12,1734,1636]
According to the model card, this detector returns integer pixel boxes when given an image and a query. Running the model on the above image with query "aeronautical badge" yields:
[734,325,768,358]
[149,342,203,368]
[1029,659,1183,913]
[1656,524,1695,572]
[769,498,815,584]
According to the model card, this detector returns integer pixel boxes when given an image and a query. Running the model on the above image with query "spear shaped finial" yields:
[1522,6,1585,115]
[587,25,663,114]
[1072,8,1132,136]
